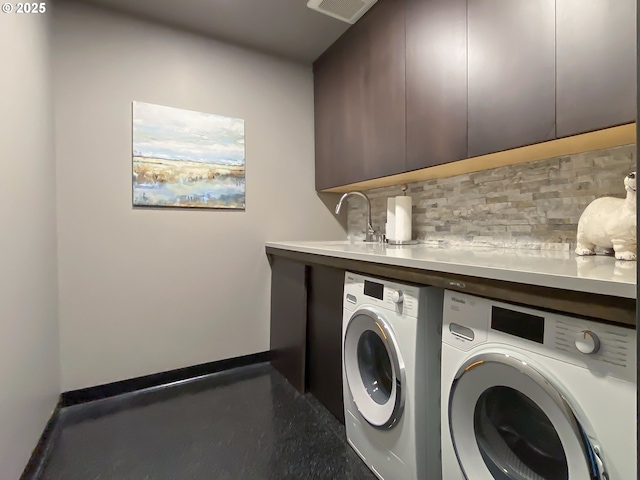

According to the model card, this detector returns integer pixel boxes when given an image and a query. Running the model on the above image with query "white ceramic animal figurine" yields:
[575,172,636,261]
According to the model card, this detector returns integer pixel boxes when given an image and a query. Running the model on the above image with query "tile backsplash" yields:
[347,145,636,250]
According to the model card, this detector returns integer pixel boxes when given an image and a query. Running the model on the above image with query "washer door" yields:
[449,352,603,480]
[343,307,405,429]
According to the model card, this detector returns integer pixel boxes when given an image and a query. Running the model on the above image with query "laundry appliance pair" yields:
[341,272,636,480]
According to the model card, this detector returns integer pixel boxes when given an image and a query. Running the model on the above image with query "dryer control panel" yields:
[343,272,420,318]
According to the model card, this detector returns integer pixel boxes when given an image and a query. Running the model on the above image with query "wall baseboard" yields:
[20,351,272,478]
[20,401,62,480]
[60,351,272,407]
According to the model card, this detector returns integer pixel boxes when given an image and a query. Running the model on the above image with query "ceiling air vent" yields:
[307,0,378,24]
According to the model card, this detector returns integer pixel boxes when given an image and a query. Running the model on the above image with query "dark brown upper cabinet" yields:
[313,0,406,190]
[556,0,636,138]
[405,0,468,171]
[313,0,635,191]
[313,46,354,190]
[467,0,556,158]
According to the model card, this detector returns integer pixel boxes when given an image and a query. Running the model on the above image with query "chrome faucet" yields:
[335,191,377,242]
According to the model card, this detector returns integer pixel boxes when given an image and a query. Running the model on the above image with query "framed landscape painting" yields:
[132,102,245,209]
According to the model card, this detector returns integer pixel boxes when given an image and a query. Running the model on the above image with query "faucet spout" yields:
[335,191,376,242]
[334,194,347,215]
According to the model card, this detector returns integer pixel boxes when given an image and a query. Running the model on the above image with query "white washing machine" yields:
[441,290,636,480]
[342,272,443,480]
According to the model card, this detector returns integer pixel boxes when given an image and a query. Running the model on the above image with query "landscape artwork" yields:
[132,102,245,209]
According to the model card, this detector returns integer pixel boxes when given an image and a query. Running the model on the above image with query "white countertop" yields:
[266,241,637,299]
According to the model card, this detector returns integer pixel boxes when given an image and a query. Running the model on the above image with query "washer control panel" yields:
[443,290,636,382]
[343,272,420,317]
[553,317,633,372]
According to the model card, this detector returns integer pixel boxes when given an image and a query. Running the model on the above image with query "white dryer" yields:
[441,290,636,480]
[342,272,443,480]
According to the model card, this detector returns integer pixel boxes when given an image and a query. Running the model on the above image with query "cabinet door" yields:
[467,0,556,157]
[270,257,307,393]
[314,47,355,190]
[306,266,345,423]
[313,0,406,190]
[556,0,636,137]
[406,0,467,170]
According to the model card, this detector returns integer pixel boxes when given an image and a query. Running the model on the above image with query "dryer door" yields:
[343,307,405,429]
[448,352,603,480]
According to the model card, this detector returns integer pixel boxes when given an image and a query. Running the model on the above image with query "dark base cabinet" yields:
[306,265,346,423]
[269,256,346,423]
[269,257,307,393]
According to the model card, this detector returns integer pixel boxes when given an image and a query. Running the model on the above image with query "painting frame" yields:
[131,101,246,210]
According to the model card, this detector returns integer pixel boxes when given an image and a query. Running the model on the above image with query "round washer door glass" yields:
[357,330,393,405]
[475,386,567,479]
[448,353,600,480]
[343,307,405,428]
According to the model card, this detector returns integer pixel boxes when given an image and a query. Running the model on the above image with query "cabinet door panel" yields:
[468,0,556,157]
[270,257,307,393]
[357,0,406,181]
[314,50,357,190]
[307,266,345,423]
[313,0,406,190]
[556,0,636,137]
[406,0,467,170]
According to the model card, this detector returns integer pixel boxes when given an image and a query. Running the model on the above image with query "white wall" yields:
[53,2,346,391]
[0,11,60,479]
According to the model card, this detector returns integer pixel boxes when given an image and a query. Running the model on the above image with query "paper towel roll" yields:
[386,197,396,240]
[394,196,412,242]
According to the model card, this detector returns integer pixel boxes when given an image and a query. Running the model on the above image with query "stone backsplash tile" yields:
[347,145,636,250]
